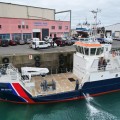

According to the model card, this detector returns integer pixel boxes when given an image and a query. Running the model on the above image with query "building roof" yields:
[105,23,120,27]
[0,2,55,11]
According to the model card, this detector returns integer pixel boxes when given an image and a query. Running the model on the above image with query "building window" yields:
[51,26,55,29]
[22,25,25,29]
[0,25,2,29]
[23,33,32,40]
[18,25,21,29]
[12,33,21,41]
[65,26,68,30]
[58,26,62,30]
[26,25,29,29]
[0,34,10,40]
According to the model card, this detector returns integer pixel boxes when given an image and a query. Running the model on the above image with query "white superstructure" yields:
[73,41,120,85]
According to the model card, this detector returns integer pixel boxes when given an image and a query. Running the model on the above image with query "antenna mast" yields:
[91,8,101,37]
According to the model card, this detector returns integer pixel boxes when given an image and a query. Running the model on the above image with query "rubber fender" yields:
[34,56,40,61]
[35,61,40,67]
[2,57,9,63]
[59,59,64,65]
[59,54,64,60]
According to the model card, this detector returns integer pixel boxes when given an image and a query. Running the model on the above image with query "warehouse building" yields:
[0,2,70,41]
[105,23,120,39]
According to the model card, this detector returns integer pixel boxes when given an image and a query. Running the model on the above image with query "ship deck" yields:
[29,72,82,96]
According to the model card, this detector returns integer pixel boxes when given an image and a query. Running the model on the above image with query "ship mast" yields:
[91,8,101,38]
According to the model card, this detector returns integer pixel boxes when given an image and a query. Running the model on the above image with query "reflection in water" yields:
[0,92,120,120]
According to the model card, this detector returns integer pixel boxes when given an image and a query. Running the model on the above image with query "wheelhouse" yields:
[74,41,104,56]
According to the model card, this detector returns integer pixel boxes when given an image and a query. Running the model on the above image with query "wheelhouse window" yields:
[90,48,96,55]
[75,45,79,52]
[78,46,84,54]
[84,48,89,55]
[96,47,104,55]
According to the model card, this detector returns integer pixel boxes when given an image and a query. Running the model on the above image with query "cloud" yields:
[0,0,120,28]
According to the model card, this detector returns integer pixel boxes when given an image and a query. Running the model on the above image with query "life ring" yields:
[34,56,40,61]
[2,57,9,63]
[35,61,40,67]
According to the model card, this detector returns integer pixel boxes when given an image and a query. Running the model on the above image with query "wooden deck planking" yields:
[30,72,81,96]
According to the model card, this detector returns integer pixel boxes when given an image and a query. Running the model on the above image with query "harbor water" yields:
[0,92,120,120]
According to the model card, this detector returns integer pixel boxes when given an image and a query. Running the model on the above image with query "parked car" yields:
[53,37,66,47]
[71,37,79,44]
[44,36,52,42]
[47,41,57,47]
[65,40,73,46]
[0,39,2,46]
[1,39,9,47]
[26,39,32,44]
[9,40,17,46]
[18,39,25,45]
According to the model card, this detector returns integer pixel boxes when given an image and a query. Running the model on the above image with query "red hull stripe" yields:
[12,83,34,103]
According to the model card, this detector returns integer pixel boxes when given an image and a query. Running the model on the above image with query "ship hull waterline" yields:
[0,77,120,104]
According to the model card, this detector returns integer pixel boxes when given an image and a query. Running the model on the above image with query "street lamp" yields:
[21,20,25,40]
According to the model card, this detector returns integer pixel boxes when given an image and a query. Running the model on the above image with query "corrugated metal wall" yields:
[0,2,55,20]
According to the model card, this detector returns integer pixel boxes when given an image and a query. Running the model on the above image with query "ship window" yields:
[79,46,84,54]
[90,48,96,55]
[84,48,89,55]
[81,47,84,54]
[75,45,79,52]
[96,47,104,55]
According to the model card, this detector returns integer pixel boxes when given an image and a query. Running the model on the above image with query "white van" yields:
[32,41,50,49]
[32,38,40,41]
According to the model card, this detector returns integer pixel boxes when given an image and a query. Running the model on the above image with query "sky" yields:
[0,0,120,28]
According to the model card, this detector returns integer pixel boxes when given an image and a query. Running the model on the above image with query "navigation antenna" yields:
[91,8,101,38]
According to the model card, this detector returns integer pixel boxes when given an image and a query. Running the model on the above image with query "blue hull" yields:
[0,77,120,104]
